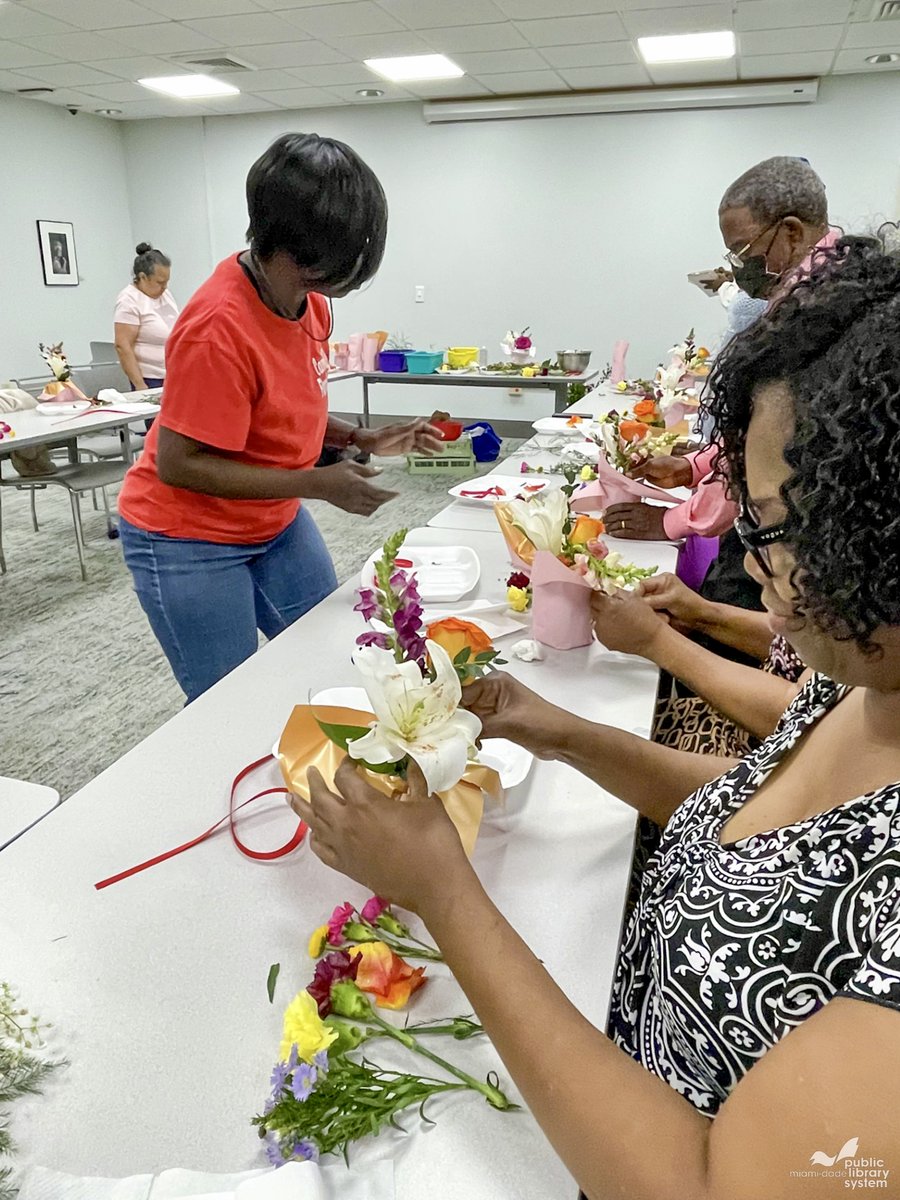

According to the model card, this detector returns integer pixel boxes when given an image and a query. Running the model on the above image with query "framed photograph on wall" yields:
[37,219,78,286]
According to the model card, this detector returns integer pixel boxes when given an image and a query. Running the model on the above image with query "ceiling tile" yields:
[841,21,900,50]
[450,47,546,73]
[142,0,265,16]
[403,74,495,96]
[540,41,638,68]
[253,0,361,6]
[0,66,51,88]
[0,40,63,67]
[472,67,569,92]
[377,0,507,29]
[287,61,379,84]
[419,23,528,52]
[278,1,403,38]
[735,0,853,31]
[740,50,836,78]
[202,92,282,113]
[95,97,215,115]
[101,22,225,52]
[258,84,348,105]
[0,5,75,38]
[557,62,652,87]
[228,42,355,69]
[325,80,413,101]
[182,11,308,44]
[516,13,628,46]
[217,67,302,89]
[328,30,434,57]
[76,79,162,101]
[623,4,733,39]
[833,47,900,71]
[21,61,122,86]
[18,0,171,30]
[495,0,636,16]
[82,54,181,79]
[740,25,845,55]
[14,30,138,60]
[647,57,737,82]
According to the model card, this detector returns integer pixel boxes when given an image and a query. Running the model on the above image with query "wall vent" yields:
[168,53,255,72]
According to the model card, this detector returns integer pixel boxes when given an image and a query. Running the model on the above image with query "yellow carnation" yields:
[507,586,530,613]
[308,924,328,958]
[579,464,596,481]
[615,380,628,392]
[279,989,338,1063]
[521,366,536,378]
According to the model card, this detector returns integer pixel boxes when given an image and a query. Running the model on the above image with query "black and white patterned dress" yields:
[609,674,900,1115]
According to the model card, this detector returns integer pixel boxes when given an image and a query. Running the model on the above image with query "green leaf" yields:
[453,646,471,665]
[266,962,280,1005]
[315,717,405,776]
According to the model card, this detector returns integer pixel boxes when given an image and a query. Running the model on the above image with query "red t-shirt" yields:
[118,254,331,544]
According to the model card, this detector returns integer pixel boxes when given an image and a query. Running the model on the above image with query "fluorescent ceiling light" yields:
[364,54,464,83]
[138,74,239,99]
[638,30,735,64]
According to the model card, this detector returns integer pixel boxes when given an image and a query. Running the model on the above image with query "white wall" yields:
[121,71,900,393]
[0,92,135,381]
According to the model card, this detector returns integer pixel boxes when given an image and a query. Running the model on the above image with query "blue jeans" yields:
[119,507,338,703]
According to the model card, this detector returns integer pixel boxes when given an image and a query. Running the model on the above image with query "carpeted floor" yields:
[0,444,521,799]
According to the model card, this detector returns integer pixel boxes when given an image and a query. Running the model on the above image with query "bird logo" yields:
[810,1137,859,1167]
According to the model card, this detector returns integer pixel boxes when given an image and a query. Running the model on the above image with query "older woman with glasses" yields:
[299,235,900,1199]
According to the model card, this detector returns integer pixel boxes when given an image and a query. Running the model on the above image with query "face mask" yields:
[731,254,781,300]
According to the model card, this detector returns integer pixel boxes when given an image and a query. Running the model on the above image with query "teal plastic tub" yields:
[404,350,444,374]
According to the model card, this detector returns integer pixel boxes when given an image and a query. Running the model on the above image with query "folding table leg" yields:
[0,490,6,575]
[30,488,40,532]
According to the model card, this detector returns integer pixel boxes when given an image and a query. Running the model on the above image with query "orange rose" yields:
[349,942,427,1010]
[426,617,493,665]
[633,398,657,419]
[568,515,605,547]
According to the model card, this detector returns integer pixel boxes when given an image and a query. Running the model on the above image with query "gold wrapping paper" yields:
[494,503,537,569]
[277,704,501,857]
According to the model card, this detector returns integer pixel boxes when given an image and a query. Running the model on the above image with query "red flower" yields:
[514,335,532,350]
[506,571,530,589]
[361,896,388,923]
[349,943,427,1010]
[327,901,355,946]
[307,950,360,1017]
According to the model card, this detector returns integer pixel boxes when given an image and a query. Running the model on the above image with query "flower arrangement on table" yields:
[495,481,656,648]
[501,326,535,365]
[255,896,515,1164]
[669,327,711,379]
[594,410,684,474]
[612,329,709,433]
[275,531,506,857]
[37,342,88,404]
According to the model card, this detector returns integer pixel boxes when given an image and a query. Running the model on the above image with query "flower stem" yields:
[367,1012,515,1110]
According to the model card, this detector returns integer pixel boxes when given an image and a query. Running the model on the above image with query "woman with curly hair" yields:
[297,234,900,1198]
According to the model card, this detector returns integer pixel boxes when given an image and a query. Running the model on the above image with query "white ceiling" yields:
[0,0,897,119]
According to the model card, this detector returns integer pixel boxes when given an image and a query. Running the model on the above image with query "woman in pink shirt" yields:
[114,242,179,392]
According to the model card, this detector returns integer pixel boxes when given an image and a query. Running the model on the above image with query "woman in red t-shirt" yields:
[118,132,440,703]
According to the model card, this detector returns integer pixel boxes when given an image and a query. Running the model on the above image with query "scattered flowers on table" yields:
[1,983,63,1197]
[0,422,14,443]
[255,904,516,1163]
[317,897,444,963]
[506,570,532,613]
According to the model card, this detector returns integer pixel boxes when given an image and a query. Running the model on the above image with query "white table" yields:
[0,775,59,850]
[2,517,665,1198]
[358,368,598,424]
[0,390,161,465]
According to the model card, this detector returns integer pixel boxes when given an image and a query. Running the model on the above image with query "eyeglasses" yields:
[733,501,788,578]
[723,220,782,270]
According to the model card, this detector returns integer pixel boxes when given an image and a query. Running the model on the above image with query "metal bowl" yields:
[556,350,592,372]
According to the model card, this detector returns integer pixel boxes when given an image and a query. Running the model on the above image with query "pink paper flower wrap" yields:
[530,550,593,650]
[570,458,677,512]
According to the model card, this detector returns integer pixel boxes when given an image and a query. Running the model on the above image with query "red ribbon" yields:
[94,754,307,891]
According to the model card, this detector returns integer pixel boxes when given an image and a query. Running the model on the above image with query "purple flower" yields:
[313,1050,330,1075]
[354,588,379,621]
[361,895,388,923]
[269,1060,289,1096]
[356,631,390,650]
[286,1044,299,1071]
[292,1139,320,1163]
[389,569,409,590]
[265,1134,285,1166]
[291,1062,317,1102]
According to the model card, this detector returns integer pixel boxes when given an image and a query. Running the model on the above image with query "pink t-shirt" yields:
[662,229,841,541]
[114,283,179,379]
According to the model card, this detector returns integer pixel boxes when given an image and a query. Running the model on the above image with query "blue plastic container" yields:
[404,350,444,374]
[378,350,407,372]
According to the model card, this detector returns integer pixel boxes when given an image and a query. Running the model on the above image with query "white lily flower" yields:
[597,421,620,465]
[655,362,684,393]
[47,354,67,379]
[348,640,482,795]
[504,486,568,555]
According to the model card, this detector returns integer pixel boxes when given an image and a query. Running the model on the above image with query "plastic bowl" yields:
[378,350,407,372]
[432,420,463,441]
[447,346,479,369]
[405,350,445,374]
